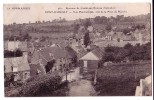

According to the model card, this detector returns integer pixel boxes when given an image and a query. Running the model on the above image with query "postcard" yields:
[3,3,152,98]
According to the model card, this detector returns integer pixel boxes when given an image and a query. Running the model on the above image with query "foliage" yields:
[123,28,131,34]
[83,18,92,29]
[94,16,108,24]
[45,59,56,73]
[6,33,32,41]
[102,42,151,63]
[22,33,32,41]
[73,23,80,34]
[84,30,90,47]
[124,43,133,49]
[4,49,23,58]
[105,24,112,31]
[15,75,62,97]
[95,62,151,96]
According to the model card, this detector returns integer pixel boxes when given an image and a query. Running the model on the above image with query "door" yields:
[84,60,87,67]
[83,60,88,72]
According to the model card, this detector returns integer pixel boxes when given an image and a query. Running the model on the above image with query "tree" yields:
[94,16,108,24]
[83,19,92,30]
[105,24,112,32]
[23,33,32,41]
[124,43,133,49]
[40,36,46,42]
[116,15,124,21]
[102,52,115,62]
[84,30,90,47]
[45,60,56,73]
[94,16,101,24]
[123,28,130,34]
[16,49,23,57]
[73,23,80,34]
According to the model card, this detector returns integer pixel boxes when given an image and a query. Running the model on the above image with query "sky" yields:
[3,3,150,24]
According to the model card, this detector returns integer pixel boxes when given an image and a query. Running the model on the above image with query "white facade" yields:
[80,52,99,60]
[7,41,21,51]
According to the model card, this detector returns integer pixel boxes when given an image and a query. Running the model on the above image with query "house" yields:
[71,45,87,59]
[4,56,30,82]
[29,46,77,74]
[4,40,28,52]
[112,32,124,41]
[135,75,152,96]
[105,31,115,40]
[79,47,103,74]
[38,46,70,73]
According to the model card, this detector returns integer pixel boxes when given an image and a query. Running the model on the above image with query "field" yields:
[29,32,72,39]
[95,62,151,96]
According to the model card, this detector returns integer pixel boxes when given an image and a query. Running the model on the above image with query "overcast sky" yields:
[3,3,150,24]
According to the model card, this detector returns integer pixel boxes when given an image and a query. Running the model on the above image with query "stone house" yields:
[29,46,77,74]
[4,56,30,83]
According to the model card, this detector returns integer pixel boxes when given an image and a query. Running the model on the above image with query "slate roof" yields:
[65,46,77,58]
[39,47,70,59]
[18,42,28,52]
[29,48,40,64]
[91,47,104,59]
[38,46,72,66]
[80,47,104,60]
[4,56,30,73]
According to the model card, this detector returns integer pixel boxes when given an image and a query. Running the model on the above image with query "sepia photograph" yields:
[3,3,152,97]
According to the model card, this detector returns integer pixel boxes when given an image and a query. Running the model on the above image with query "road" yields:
[62,67,80,82]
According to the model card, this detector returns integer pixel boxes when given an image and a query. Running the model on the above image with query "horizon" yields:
[3,3,150,25]
[3,13,150,25]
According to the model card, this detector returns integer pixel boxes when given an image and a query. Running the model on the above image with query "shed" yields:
[79,47,103,74]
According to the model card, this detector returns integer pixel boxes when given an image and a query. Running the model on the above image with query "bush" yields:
[4,49,23,58]
[16,74,62,97]
[102,42,151,63]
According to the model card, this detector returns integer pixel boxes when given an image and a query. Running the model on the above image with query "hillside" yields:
[3,13,150,41]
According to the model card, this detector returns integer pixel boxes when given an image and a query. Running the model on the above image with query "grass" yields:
[95,62,151,96]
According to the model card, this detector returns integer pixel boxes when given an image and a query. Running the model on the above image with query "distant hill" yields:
[3,13,150,41]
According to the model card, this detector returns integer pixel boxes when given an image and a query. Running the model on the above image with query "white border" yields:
[0,0,153,100]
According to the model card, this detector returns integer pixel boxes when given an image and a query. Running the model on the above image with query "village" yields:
[4,13,152,96]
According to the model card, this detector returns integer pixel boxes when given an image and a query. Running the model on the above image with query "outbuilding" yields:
[79,47,103,74]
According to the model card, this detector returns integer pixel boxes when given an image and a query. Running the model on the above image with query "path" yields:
[62,67,96,96]
[68,79,96,96]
